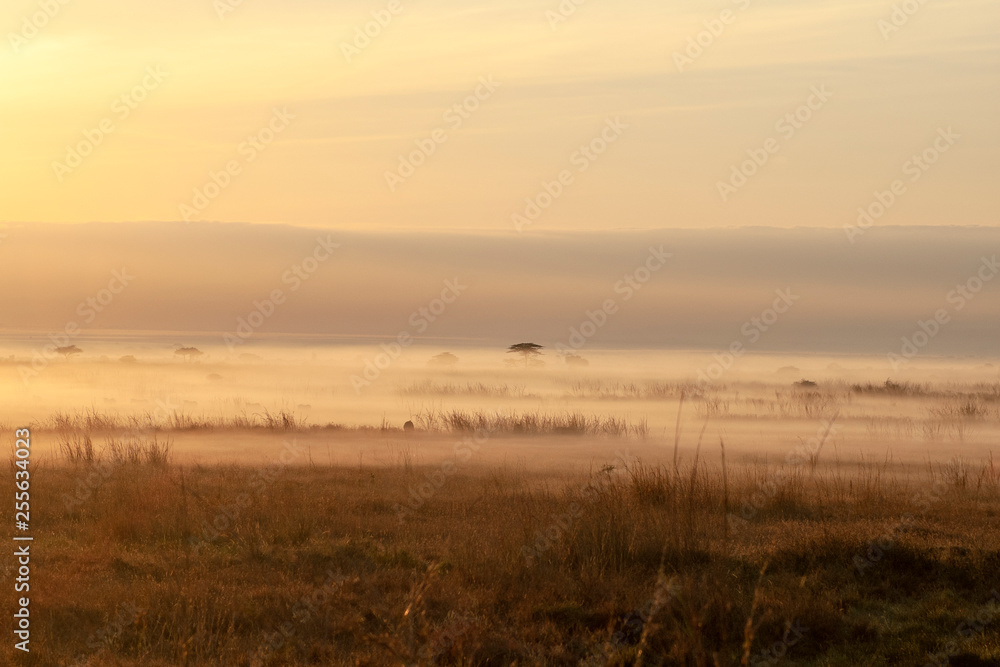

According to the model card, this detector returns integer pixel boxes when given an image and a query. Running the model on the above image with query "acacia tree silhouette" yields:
[429,352,459,367]
[55,345,83,360]
[175,347,204,362]
[507,343,543,369]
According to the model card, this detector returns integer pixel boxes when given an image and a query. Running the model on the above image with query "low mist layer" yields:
[0,223,997,356]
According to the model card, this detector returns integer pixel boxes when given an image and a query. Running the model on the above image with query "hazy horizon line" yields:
[3,221,999,234]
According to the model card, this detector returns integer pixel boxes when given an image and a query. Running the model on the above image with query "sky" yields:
[0,0,996,359]
[1,0,998,230]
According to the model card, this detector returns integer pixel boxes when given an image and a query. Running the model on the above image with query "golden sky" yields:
[1,0,997,230]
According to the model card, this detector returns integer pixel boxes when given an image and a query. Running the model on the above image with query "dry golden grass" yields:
[411,409,649,438]
[4,434,1000,666]
[35,407,652,439]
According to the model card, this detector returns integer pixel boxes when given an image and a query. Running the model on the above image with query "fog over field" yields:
[2,222,997,467]
[2,338,997,467]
